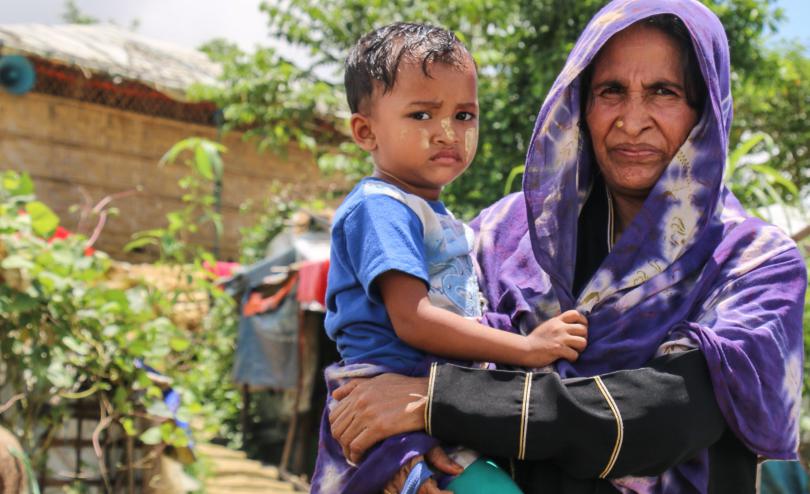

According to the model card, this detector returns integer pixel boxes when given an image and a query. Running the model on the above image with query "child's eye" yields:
[456,111,476,121]
[409,112,430,120]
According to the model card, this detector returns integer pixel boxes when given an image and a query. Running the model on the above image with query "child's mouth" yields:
[430,149,462,163]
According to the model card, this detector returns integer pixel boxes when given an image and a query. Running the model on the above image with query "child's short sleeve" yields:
[341,194,429,304]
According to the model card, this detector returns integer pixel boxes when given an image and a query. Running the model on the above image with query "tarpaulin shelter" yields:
[222,213,337,475]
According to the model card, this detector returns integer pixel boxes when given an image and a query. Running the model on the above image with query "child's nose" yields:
[434,117,459,144]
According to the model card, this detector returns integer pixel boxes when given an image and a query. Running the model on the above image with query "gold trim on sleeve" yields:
[593,375,624,478]
[517,371,533,460]
[425,362,438,436]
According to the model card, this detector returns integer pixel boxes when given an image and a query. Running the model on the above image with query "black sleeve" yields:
[427,349,726,480]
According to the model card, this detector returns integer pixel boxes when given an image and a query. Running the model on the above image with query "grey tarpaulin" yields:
[223,229,330,393]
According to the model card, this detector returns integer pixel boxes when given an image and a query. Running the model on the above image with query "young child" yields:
[312,22,588,494]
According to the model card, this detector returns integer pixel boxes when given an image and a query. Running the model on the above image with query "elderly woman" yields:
[328,0,806,493]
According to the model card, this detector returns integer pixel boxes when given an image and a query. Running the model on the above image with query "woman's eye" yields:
[653,87,677,97]
[597,86,623,98]
[456,111,476,121]
[409,112,430,120]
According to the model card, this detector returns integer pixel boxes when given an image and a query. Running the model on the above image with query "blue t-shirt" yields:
[325,178,482,370]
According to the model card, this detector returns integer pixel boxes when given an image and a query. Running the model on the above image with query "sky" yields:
[1,0,808,55]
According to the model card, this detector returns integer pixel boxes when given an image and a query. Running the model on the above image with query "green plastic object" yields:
[445,457,524,493]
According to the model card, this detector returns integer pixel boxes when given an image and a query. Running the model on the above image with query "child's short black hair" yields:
[344,22,472,113]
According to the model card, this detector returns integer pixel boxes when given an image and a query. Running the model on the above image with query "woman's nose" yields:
[618,94,653,135]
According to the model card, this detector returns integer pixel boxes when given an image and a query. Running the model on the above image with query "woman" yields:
[328,0,806,493]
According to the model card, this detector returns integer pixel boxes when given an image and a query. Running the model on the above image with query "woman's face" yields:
[585,23,699,199]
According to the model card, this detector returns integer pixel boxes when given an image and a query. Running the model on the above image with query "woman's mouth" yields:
[610,144,662,161]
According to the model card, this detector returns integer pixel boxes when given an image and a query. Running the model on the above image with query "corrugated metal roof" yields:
[0,23,222,101]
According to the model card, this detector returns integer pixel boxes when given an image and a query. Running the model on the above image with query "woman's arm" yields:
[428,349,725,479]
[331,349,725,478]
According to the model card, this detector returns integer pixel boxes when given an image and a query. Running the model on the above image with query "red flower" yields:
[48,226,72,243]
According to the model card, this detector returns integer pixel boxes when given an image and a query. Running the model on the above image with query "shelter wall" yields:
[0,91,335,261]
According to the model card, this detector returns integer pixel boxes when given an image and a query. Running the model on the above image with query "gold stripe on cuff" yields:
[517,371,533,460]
[425,362,438,436]
[593,375,624,478]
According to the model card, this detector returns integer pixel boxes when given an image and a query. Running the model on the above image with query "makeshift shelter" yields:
[223,212,337,477]
[0,23,334,261]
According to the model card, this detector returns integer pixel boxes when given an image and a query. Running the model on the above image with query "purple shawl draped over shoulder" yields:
[473,0,806,491]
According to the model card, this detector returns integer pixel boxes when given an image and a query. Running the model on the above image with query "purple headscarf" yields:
[474,0,805,491]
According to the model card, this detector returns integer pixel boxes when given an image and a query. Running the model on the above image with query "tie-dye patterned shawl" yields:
[473,0,806,488]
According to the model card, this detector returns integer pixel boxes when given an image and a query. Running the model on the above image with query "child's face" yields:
[352,57,479,201]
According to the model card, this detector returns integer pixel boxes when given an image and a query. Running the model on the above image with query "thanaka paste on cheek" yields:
[419,128,430,149]
[464,128,478,162]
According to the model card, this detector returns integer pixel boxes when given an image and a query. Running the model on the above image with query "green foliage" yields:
[725,132,801,211]
[238,184,299,265]
[193,39,344,158]
[0,168,241,480]
[61,0,99,25]
[0,171,181,469]
[733,43,810,195]
[127,137,226,262]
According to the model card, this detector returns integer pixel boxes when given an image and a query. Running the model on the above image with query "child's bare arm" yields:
[377,271,586,367]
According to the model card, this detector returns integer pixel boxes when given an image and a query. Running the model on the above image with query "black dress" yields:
[427,179,757,493]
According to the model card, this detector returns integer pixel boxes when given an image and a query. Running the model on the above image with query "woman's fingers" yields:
[328,373,430,460]
[425,446,463,476]
[346,427,378,464]
[332,378,362,401]
[329,399,354,439]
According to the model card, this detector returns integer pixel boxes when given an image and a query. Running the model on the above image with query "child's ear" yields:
[350,113,376,151]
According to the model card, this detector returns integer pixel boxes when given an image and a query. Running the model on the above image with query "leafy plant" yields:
[725,131,800,212]
[238,181,328,265]
[0,166,241,486]
[0,172,196,479]
[126,137,226,262]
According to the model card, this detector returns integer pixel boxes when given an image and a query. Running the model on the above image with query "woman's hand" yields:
[382,447,462,494]
[330,373,430,464]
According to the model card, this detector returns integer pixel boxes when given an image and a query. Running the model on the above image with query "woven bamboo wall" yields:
[0,91,337,261]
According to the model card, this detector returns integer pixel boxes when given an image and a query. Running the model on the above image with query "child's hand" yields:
[523,310,588,367]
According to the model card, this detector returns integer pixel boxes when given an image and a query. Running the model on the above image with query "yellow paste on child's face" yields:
[441,117,456,141]
[464,127,478,163]
[420,128,431,149]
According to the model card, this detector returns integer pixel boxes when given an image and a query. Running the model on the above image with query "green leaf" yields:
[139,426,163,445]
[504,165,525,196]
[121,418,137,436]
[728,132,767,173]
[147,400,174,419]
[169,336,191,352]
[3,172,35,197]
[25,201,59,237]
[194,144,215,180]
[124,236,158,252]
[2,255,34,271]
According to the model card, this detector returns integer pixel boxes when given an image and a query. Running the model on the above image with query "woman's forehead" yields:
[590,23,685,81]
